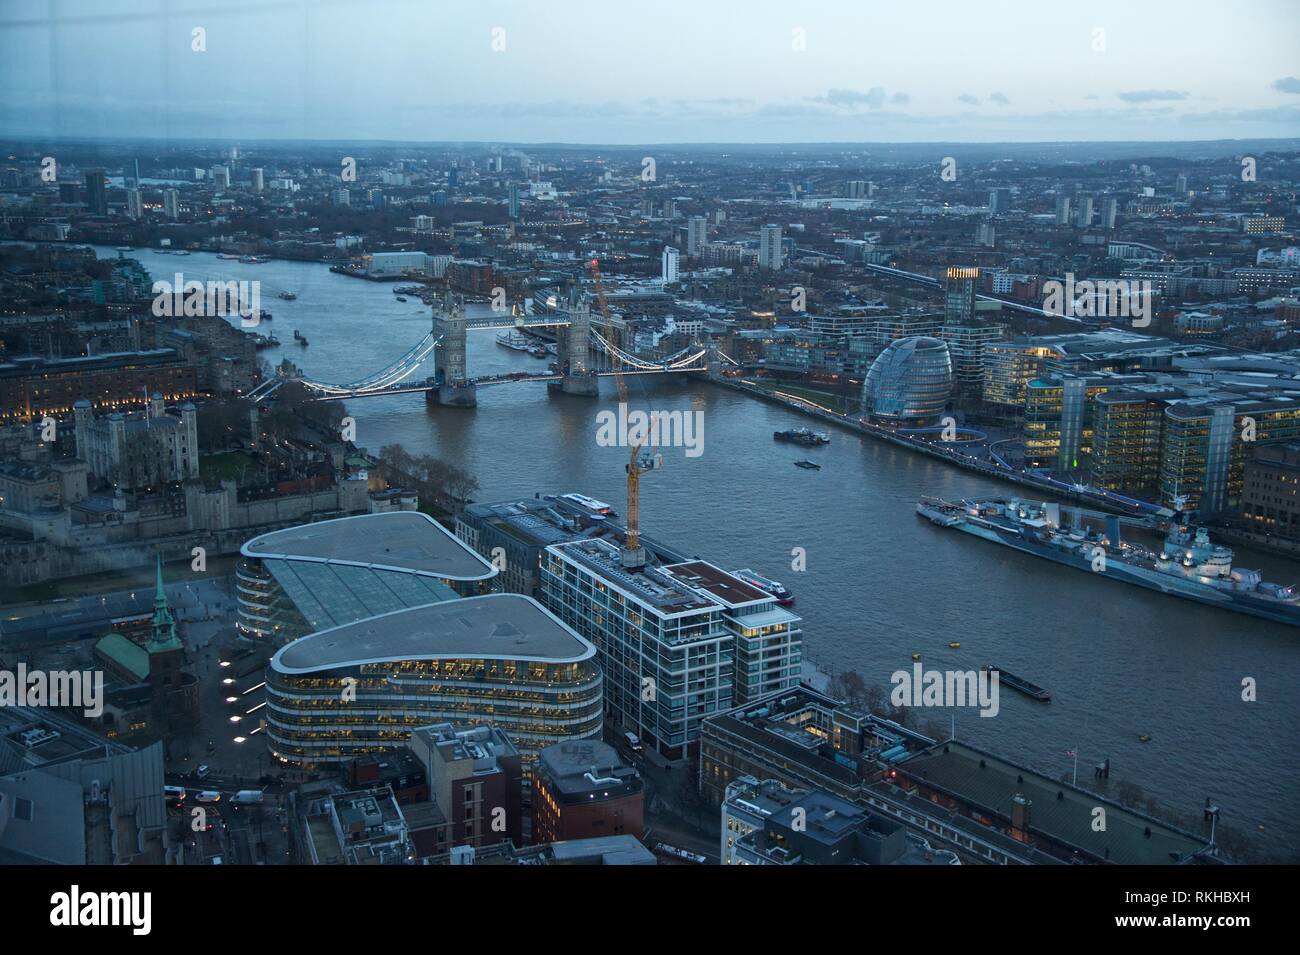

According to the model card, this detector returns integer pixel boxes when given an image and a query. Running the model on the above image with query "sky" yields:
[2,0,1299,144]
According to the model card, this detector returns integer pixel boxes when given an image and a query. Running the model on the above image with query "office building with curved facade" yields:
[237,511,498,643]
[265,593,604,766]
[862,336,953,426]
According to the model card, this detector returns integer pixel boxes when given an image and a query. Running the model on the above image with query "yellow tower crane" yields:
[589,258,658,569]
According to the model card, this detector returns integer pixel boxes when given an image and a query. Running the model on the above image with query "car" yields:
[196,764,211,779]
[623,732,643,753]
[163,785,186,800]
[195,790,221,803]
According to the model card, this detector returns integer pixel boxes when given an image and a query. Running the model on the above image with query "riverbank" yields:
[1210,525,1300,561]
[708,375,1161,522]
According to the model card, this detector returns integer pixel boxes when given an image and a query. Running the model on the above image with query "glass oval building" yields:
[236,511,498,643]
[265,593,604,766]
[863,336,953,425]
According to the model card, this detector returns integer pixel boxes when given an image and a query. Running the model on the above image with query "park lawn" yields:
[200,450,254,484]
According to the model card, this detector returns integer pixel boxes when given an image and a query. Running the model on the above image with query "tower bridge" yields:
[247,292,728,405]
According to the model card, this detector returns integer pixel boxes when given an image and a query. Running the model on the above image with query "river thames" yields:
[106,247,1300,859]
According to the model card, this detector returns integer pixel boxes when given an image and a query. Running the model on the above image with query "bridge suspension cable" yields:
[297,332,440,396]
[589,330,704,370]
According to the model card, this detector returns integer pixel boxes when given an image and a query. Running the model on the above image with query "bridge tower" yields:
[431,291,477,407]
[705,339,722,380]
[555,289,598,397]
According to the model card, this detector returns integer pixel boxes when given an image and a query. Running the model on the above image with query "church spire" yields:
[149,554,181,652]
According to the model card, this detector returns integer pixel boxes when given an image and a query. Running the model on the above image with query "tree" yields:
[829,669,869,707]
[378,443,415,482]
[376,443,479,514]
[444,463,479,505]
[196,397,252,452]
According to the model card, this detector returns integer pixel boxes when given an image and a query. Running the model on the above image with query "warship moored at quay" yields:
[917,497,1300,628]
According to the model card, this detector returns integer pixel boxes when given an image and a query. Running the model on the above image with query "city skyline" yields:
[0,0,1293,917]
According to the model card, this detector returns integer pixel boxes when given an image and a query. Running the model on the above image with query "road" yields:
[602,727,720,864]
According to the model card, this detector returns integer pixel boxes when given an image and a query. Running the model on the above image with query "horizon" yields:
[3,0,1299,143]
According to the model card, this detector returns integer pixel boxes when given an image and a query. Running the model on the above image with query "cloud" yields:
[1273,76,1300,94]
[1116,89,1189,103]
[808,87,890,110]
[956,94,981,105]
[988,92,1011,105]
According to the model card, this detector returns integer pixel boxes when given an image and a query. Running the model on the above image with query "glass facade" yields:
[1091,394,1166,494]
[539,541,736,760]
[266,654,603,766]
[1159,404,1241,513]
[730,616,802,706]
[983,342,1057,409]
[1023,378,1111,473]
[237,556,464,643]
[863,336,953,425]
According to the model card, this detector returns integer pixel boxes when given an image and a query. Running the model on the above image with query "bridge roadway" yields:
[304,365,707,400]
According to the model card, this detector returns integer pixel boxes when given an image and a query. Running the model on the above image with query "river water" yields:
[103,247,1300,859]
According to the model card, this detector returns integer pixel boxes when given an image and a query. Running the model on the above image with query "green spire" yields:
[149,554,181,653]
[154,553,167,609]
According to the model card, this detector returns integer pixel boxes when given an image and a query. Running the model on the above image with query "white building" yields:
[365,251,431,276]
[687,216,708,257]
[1074,196,1094,228]
[1055,196,1071,225]
[540,541,801,761]
[661,246,680,285]
[759,224,783,270]
[1100,197,1118,229]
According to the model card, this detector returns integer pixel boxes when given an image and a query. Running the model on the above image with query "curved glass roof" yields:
[271,594,596,673]
[243,511,497,582]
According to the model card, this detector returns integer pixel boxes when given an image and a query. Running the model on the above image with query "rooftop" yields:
[536,739,641,799]
[549,538,719,616]
[896,740,1214,865]
[271,593,596,674]
[412,722,519,766]
[658,560,768,608]
[244,511,497,582]
[94,632,150,681]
